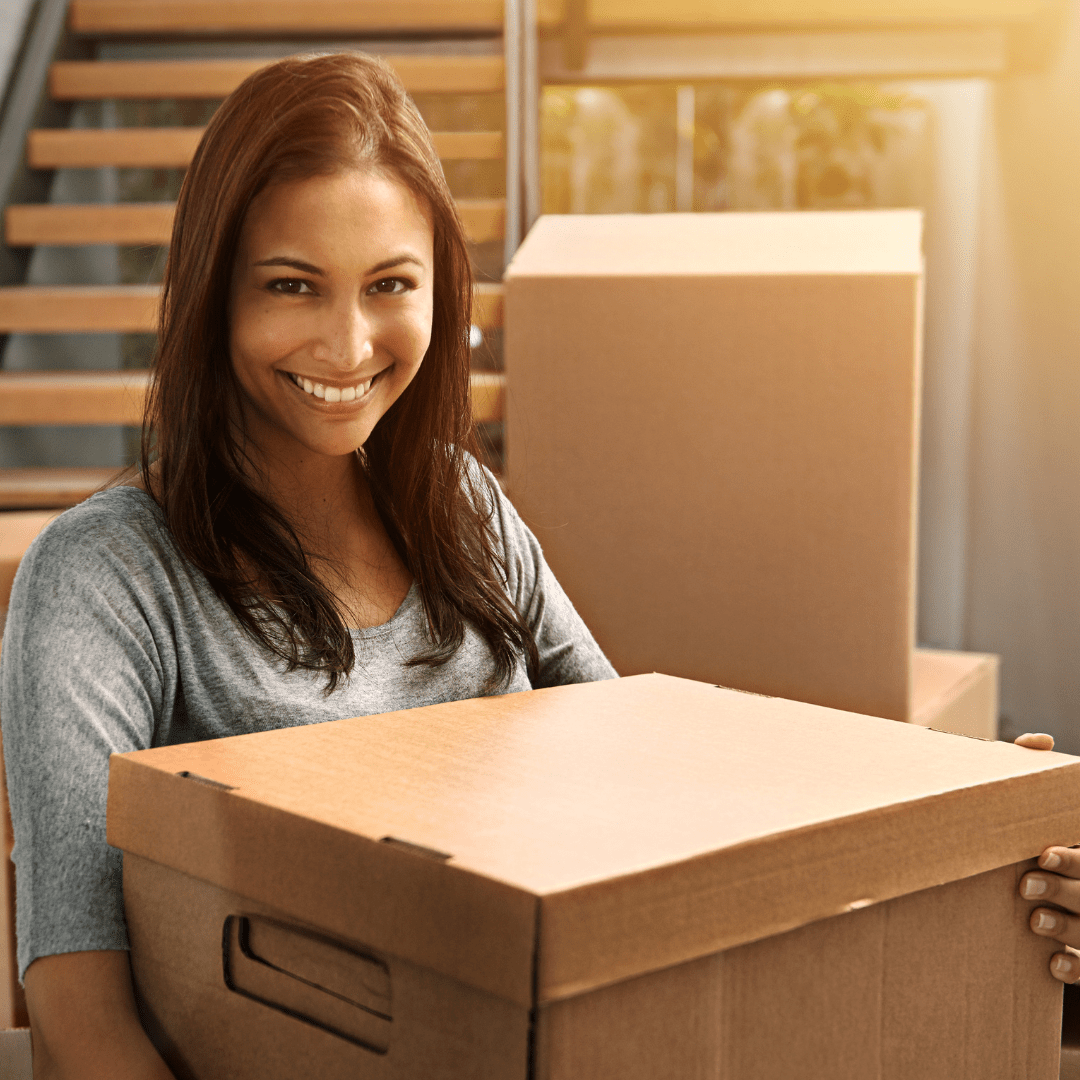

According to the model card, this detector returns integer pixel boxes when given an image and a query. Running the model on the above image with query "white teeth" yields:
[288,372,374,402]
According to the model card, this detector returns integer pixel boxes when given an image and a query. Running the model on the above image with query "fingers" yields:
[1020,864,1080,915]
[1038,847,1080,878]
[1015,732,1055,750]
[1048,949,1080,984]
[1021,869,1080,914]
[1030,907,1080,950]
[1025,849,1080,982]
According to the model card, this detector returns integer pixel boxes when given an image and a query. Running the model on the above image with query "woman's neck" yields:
[247,442,373,549]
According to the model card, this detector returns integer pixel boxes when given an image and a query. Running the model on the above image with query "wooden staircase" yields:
[0,0,516,512]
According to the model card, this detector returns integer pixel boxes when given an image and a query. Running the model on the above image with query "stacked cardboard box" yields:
[110,675,1076,1078]
[912,648,998,740]
[505,211,996,736]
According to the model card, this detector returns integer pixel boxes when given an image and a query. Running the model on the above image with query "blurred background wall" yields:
[966,4,1080,748]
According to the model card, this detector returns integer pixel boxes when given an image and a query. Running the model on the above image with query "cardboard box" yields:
[913,647,999,740]
[108,674,1077,1079]
[0,1029,31,1080]
[505,211,923,722]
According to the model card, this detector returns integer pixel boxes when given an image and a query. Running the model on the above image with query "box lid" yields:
[109,674,1080,1006]
[505,210,922,279]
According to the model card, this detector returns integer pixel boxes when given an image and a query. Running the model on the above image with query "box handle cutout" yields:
[222,915,391,1054]
[176,770,236,791]
[379,836,452,862]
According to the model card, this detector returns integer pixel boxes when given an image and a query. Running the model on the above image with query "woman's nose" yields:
[317,302,374,370]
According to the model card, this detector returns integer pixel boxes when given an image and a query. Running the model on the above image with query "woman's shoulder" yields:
[18,484,175,585]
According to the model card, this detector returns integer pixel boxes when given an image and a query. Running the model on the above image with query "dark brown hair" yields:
[142,52,538,692]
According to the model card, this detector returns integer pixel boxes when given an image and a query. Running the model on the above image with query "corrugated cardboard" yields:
[505,211,923,722]
[0,1029,31,1080]
[913,647,999,739]
[110,674,1077,1078]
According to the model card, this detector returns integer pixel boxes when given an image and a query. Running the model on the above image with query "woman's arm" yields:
[0,501,175,1067]
[24,951,175,1079]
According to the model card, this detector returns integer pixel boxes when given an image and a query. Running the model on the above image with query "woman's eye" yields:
[368,277,411,295]
[268,278,314,295]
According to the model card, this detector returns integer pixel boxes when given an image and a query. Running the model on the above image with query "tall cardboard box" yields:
[505,211,923,722]
[109,675,1078,1079]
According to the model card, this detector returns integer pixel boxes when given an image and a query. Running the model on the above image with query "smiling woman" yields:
[0,53,616,1079]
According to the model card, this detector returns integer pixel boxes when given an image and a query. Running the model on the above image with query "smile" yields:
[286,370,378,403]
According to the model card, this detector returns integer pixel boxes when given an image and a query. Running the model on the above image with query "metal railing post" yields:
[503,0,522,266]
[521,0,540,232]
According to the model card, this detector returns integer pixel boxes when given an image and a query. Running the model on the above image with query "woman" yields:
[1,53,614,1077]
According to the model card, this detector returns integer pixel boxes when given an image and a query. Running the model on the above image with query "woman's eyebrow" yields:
[368,254,425,274]
[253,257,324,275]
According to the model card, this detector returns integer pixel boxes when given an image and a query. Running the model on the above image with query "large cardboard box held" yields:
[108,675,1077,1079]
[505,211,923,722]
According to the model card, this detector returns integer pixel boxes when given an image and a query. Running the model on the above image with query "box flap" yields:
[109,674,1080,1006]
[505,210,923,278]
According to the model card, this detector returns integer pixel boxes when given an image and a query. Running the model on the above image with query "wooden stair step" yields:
[50,56,506,99]
[6,198,506,247]
[6,203,173,246]
[0,284,503,332]
[473,283,503,331]
[458,199,505,245]
[0,369,505,426]
[0,467,119,509]
[469,371,504,425]
[69,0,505,34]
[0,286,158,332]
[28,127,503,168]
[0,371,149,425]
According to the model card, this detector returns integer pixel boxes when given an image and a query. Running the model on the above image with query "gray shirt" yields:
[1,479,616,979]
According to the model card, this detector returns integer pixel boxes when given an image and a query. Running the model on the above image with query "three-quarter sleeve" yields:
[1,509,170,979]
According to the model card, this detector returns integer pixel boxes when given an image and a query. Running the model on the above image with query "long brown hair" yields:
[142,52,538,692]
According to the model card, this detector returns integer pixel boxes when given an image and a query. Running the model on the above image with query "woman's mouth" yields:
[286,370,378,403]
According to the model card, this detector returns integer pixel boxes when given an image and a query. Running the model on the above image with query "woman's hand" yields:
[1009,732,1080,982]
[1024,847,1080,983]
[24,950,176,1079]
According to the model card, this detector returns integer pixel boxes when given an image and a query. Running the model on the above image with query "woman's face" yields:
[229,167,434,465]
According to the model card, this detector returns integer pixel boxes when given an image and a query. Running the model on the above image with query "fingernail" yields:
[1025,876,1050,898]
[1055,955,1074,976]
[1043,852,1064,870]
[1037,912,1059,931]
